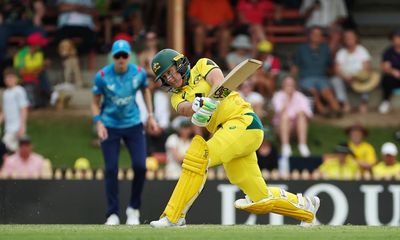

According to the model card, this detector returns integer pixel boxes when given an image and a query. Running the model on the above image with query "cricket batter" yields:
[150,49,320,227]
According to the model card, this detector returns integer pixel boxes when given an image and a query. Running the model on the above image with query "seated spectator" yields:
[138,31,159,74]
[188,0,234,59]
[301,0,348,50]
[54,0,97,55]
[0,0,46,62]
[256,127,278,171]
[239,80,265,119]
[272,76,313,158]
[236,0,274,50]
[291,26,340,116]
[346,124,377,174]
[0,68,29,152]
[165,117,194,180]
[331,29,373,114]
[318,143,359,180]
[254,40,281,98]
[379,29,400,114]
[137,74,171,154]
[226,34,252,70]
[14,32,51,108]
[1,136,48,179]
[372,142,400,179]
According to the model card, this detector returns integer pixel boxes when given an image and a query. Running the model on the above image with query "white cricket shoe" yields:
[282,144,292,158]
[300,196,320,227]
[126,207,140,225]
[150,216,186,228]
[378,101,390,114]
[105,214,120,225]
[298,144,311,157]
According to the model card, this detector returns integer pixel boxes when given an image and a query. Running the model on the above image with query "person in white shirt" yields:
[331,29,372,113]
[0,68,29,152]
[300,0,348,29]
[165,117,194,180]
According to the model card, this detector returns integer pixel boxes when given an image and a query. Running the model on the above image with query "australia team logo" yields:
[153,62,160,74]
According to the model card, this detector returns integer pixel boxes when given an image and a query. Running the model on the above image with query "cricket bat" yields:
[208,59,262,100]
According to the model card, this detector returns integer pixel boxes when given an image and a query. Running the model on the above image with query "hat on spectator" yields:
[381,142,398,156]
[111,40,131,56]
[27,32,48,46]
[113,33,133,43]
[74,157,91,170]
[345,124,368,137]
[231,35,252,49]
[257,40,273,53]
[391,29,400,39]
[18,135,31,145]
[334,143,354,156]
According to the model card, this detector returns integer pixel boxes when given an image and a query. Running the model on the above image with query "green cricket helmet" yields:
[151,49,190,92]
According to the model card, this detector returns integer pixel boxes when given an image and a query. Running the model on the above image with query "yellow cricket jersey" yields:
[348,141,377,166]
[318,155,359,180]
[171,58,253,133]
[372,161,400,178]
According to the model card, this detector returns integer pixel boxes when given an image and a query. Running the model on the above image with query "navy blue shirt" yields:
[92,64,148,128]
[294,43,331,79]
[382,46,400,71]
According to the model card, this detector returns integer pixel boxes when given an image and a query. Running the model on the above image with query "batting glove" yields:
[192,97,219,114]
[191,111,212,127]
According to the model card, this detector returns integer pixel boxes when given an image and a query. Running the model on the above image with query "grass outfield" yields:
[0,225,399,240]
[27,114,399,168]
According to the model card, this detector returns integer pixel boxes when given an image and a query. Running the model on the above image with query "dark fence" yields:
[0,180,399,226]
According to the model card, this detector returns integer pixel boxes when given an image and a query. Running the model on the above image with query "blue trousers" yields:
[100,124,147,217]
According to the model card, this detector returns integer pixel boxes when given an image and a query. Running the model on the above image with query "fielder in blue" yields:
[91,40,159,225]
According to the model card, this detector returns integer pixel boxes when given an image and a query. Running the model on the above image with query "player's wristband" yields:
[93,115,102,124]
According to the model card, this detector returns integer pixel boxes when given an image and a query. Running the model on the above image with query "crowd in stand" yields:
[0,0,399,180]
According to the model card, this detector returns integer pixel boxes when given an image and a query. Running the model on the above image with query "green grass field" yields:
[0,225,399,240]
[27,113,398,168]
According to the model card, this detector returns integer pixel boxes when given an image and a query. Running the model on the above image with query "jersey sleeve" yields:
[92,71,105,95]
[195,58,219,78]
[171,92,185,111]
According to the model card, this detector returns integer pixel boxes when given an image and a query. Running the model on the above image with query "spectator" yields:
[91,40,159,225]
[378,29,400,114]
[239,79,265,119]
[14,32,51,108]
[188,0,234,59]
[165,117,194,180]
[0,68,29,152]
[291,26,340,116]
[256,128,278,171]
[138,31,159,75]
[272,76,313,158]
[226,34,252,70]
[318,143,359,180]
[54,0,97,54]
[236,0,274,49]
[300,0,347,30]
[1,136,49,179]
[136,74,171,154]
[300,0,347,65]
[346,124,377,174]
[372,142,400,179]
[0,0,46,62]
[331,29,373,114]
[254,40,281,98]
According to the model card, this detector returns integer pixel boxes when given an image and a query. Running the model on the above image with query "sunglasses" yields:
[113,52,129,59]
